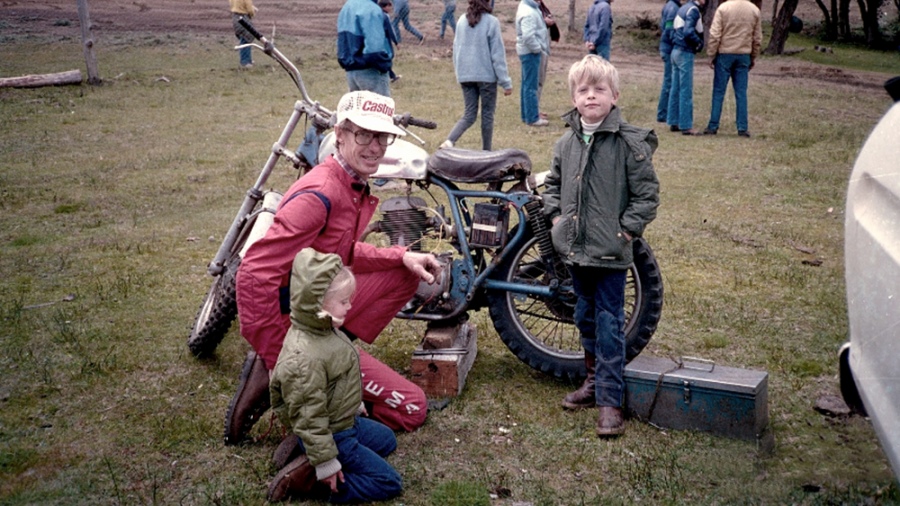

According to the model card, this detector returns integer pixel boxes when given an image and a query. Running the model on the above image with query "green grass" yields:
[1,22,900,506]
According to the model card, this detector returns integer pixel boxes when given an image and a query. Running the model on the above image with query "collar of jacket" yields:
[563,106,622,140]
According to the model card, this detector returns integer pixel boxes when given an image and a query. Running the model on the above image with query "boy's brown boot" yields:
[267,454,316,502]
[223,351,271,445]
[273,435,302,471]
[596,406,625,437]
[562,353,596,410]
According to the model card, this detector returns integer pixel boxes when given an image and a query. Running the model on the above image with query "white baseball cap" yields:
[336,91,406,137]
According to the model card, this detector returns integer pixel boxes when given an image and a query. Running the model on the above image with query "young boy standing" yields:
[542,55,660,437]
[267,248,402,502]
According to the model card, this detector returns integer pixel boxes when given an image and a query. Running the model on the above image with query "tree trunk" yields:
[814,0,837,39]
[839,0,851,38]
[76,0,101,85]
[763,0,800,54]
[857,0,883,47]
[0,70,83,88]
[567,0,577,34]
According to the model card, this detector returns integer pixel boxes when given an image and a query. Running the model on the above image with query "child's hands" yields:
[322,470,345,493]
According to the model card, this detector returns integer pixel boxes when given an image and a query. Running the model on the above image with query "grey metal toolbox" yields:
[624,355,769,441]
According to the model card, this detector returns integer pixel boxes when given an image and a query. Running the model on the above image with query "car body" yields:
[840,80,900,482]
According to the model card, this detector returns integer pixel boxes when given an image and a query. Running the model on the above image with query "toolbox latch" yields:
[682,380,692,404]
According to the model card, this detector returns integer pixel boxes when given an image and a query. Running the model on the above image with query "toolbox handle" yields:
[678,356,716,373]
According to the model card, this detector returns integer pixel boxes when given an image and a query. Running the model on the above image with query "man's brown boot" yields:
[223,350,271,445]
[267,454,316,502]
[596,406,625,437]
[562,353,596,410]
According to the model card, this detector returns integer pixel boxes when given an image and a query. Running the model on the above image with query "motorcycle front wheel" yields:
[186,211,261,357]
[486,235,664,381]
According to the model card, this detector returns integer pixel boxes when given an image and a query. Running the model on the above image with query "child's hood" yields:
[289,247,342,331]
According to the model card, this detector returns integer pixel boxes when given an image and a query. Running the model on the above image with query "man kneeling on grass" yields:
[267,248,402,503]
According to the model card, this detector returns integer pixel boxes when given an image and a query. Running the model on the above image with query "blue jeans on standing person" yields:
[570,266,627,408]
[292,417,402,504]
[707,53,751,133]
[237,35,253,66]
[392,4,423,43]
[440,1,456,39]
[656,49,673,122]
[591,43,611,61]
[448,82,499,150]
[519,52,541,125]
[667,47,695,131]
[346,68,391,97]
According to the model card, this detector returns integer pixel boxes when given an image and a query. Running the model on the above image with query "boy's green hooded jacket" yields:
[542,106,660,270]
[269,248,360,480]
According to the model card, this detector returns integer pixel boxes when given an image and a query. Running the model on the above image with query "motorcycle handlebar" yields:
[237,16,264,41]
[237,17,436,137]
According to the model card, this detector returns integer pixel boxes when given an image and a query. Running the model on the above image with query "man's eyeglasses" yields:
[345,127,397,147]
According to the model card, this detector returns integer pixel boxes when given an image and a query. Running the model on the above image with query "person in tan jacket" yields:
[230,0,258,68]
[702,0,762,137]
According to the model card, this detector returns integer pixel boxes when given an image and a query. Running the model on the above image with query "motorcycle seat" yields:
[427,147,532,183]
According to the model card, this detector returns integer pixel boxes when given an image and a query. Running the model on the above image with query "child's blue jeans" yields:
[569,265,627,408]
[294,416,402,503]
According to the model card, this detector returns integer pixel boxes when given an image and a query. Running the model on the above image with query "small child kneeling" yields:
[267,248,402,503]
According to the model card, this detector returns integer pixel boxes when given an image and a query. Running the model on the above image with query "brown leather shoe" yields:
[562,353,596,410]
[267,454,316,502]
[223,350,271,445]
[273,435,302,471]
[596,406,625,437]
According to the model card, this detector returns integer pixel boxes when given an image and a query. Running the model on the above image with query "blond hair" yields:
[567,54,620,98]
[317,267,356,320]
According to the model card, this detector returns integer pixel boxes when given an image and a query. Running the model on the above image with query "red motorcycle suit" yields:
[236,155,426,431]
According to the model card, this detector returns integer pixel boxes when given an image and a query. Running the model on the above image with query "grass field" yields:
[2,18,900,506]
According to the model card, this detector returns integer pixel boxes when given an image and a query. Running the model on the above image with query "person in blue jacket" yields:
[337,0,394,97]
[656,0,680,123]
[583,0,613,61]
[666,0,706,135]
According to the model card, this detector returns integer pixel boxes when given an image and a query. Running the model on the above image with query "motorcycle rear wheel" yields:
[486,236,664,381]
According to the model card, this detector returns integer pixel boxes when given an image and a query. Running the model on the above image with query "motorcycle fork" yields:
[207,100,309,276]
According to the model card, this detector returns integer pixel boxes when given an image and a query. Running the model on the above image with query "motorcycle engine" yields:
[379,196,455,314]
[379,196,429,251]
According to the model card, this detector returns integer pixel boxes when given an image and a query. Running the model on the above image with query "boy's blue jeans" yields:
[294,416,401,504]
[667,47,695,130]
[569,266,627,408]
[707,53,751,133]
[448,82,498,150]
[519,52,541,124]
[656,49,673,122]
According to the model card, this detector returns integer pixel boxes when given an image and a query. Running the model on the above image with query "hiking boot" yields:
[669,125,681,132]
[223,350,271,445]
[267,454,316,502]
[596,406,625,437]
[562,353,596,410]
[273,435,302,471]
[738,130,751,138]
[703,128,717,135]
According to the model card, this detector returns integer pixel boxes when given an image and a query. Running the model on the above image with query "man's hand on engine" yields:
[402,251,442,284]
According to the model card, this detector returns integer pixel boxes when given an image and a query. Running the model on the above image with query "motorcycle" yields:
[187,19,664,381]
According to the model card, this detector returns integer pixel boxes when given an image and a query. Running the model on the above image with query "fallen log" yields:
[0,69,83,89]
